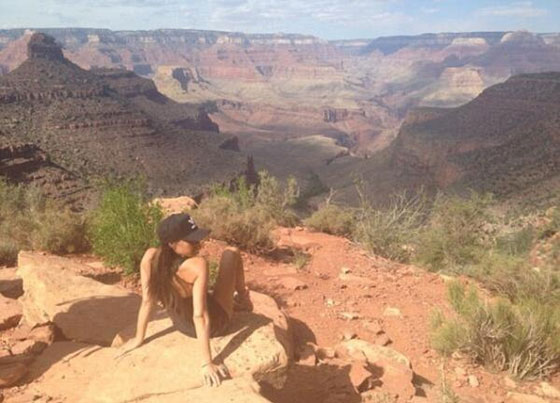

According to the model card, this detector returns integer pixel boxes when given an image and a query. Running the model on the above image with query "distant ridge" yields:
[389,71,560,203]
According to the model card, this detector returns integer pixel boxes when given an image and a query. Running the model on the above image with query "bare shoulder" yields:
[140,248,158,274]
[176,256,207,283]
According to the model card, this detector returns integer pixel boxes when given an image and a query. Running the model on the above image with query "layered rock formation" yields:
[0,33,243,205]
[389,72,560,199]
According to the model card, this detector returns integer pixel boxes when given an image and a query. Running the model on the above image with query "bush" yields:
[0,180,87,265]
[304,203,355,236]
[353,190,428,263]
[431,281,560,379]
[87,181,163,274]
[192,172,299,252]
[473,252,560,305]
[415,192,495,272]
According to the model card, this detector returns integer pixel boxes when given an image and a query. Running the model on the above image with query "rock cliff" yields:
[0,33,243,205]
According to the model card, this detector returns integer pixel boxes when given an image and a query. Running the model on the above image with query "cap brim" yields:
[182,228,210,242]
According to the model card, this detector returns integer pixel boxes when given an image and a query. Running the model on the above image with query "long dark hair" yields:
[148,243,183,313]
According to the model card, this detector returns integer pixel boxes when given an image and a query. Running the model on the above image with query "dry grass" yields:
[0,179,87,265]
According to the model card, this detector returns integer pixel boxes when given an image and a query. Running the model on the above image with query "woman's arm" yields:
[189,257,212,365]
[132,249,156,346]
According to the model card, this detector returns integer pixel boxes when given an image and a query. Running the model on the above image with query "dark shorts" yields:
[167,293,230,338]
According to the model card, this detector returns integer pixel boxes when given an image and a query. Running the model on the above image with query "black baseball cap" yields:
[157,213,210,244]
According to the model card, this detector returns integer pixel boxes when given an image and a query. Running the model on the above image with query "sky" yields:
[0,0,559,40]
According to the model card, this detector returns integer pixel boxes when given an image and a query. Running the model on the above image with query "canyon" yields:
[1,28,560,203]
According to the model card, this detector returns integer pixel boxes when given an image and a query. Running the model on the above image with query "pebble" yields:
[374,334,391,346]
[538,382,560,399]
[382,307,402,317]
[468,375,479,387]
[315,347,336,361]
[362,320,383,335]
[341,330,357,341]
[503,376,517,389]
[339,312,360,320]
[340,267,351,274]
[277,277,308,291]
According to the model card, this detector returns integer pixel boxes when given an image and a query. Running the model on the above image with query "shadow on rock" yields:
[52,294,141,346]
[261,362,365,403]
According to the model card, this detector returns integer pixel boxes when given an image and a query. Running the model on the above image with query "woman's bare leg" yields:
[212,247,249,317]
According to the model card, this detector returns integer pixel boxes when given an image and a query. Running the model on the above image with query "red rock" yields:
[374,334,392,346]
[0,362,27,387]
[336,340,415,400]
[0,268,23,298]
[362,320,384,335]
[29,324,56,345]
[10,339,47,356]
[0,354,35,376]
[277,277,307,291]
[341,330,357,340]
[9,323,32,341]
[297,343,317,366]
[315,347,336,361]
[348,362,374,393]
[339,312,360,320]
[0,295,22,331]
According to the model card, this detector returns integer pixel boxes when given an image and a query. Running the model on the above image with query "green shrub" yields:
[0,240,19,266]
[88,181,163,274]
[304,203,355,236]
[353,190,427,263]
[192,171,299,252]
[495,226,535,257]
[474,252,560,305]
[431,281,560,379]
[0,179,87,265]
[415,192,495,272]
[292,249,310,271]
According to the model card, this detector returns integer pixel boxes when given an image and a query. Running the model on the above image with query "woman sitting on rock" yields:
[123,213,253,387]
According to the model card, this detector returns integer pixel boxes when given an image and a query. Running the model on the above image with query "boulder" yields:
[0,294,21,330]
[17,251,141,345]
[15,343,268,402]
[0,268,23,298]
[18,292,291,402]
[153,196,198,215]
[335,339,415,401]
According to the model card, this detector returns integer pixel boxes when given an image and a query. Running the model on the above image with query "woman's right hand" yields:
[201,363,229,387]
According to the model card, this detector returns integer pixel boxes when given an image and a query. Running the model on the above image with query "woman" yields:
[120,213,252,387]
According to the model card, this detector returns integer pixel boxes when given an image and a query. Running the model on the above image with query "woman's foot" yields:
[233,288,253,312]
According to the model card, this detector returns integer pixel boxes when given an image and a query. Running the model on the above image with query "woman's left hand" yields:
[114,337,143,361]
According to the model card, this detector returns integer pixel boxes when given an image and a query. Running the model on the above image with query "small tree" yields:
[88,181,163,274]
